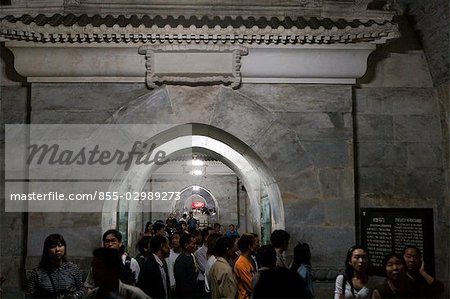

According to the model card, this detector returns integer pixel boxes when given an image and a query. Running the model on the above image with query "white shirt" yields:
[204,255,217,293]
[194,245,208,281]
[165,249,180,288]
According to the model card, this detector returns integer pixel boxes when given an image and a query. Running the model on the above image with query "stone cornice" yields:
[0,14,399,45]
[1,1,397,20]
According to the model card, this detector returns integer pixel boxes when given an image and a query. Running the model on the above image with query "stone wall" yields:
[354,86,449,280]
[20,83,354,282]
[1,86,29,297]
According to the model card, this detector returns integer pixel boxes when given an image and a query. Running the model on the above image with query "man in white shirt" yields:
[165,231,182,294]
[194,227,214,297]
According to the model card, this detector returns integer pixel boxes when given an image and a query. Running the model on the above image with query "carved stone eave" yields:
[0,0,397,20]
[4,41,376,86]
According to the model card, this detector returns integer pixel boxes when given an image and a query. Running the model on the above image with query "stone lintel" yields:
[4,41,375,86]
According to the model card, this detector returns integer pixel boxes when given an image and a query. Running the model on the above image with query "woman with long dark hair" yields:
[26,234,84,298]
[334,245,375,299]
[291,242,314,297]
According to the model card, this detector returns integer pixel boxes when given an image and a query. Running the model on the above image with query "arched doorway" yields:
[102,123,284,249]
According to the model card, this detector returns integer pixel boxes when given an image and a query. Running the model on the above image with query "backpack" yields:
[120,255,136,285]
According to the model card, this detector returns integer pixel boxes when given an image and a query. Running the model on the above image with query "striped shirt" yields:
[26,262,84,298]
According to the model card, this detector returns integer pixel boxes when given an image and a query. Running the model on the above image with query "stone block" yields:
[283,197,325,226]
[1,86,29,128]
[1,227,25,256]
[253,121,314,178]
[318,168,354,200]
[238,84,352,112]
[31,83,148,111]
[357,142,407,168]
[211,88,274,147]
[30,110,114,124]
[276,112,353,141]
[394,115,442,142]
[357,167,394,196]
[399,169,446,200]
[323,198,355,226]
[355,115,394,141]
[354,88,438,115]
[406,142,443,168]
[167,85,221,124]
[354,88,394,114]
[301,140,351,168]
[0,256,24,292]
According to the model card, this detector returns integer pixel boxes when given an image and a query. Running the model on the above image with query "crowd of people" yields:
[23,212,445,299]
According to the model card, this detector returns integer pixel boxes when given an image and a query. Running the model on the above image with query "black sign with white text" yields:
[361,208,435,275]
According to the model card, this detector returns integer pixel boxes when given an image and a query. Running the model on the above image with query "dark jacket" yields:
[137,254,169,299]
[173,253,199,298]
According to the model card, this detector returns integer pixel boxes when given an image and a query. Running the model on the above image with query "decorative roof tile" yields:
[0,13,399,44]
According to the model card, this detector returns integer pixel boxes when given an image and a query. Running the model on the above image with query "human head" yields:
[102,229,123,250]
[180,233,196,254]
[214,236,235,258]
[152,222,166,236]
[402,245,422,273]
[192,229,202,246]
[256,245,277,269]
[383,252,407,282]
[91,247,123,289]
[238,233,256,255]
[40,234,67,269]
[206,232,223,256]
[136,236,151,256]
[251,233,261,251]
[144,221,152,233]
[150,235,170,258]
[229,224,235,231]
[170,231,182,250]
[293,242,311,266]
[213,223,221,233]
[344,245,369,277]
[201,227,214,245]
[270,229,290,251]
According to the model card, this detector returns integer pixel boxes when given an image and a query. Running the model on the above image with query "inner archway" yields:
[103,123,284,249]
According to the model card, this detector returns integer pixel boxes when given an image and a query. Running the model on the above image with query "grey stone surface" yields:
[211,88,275,147]
[167,85,221,124]
[278,167,322,202]
[357,167,395,196]
[252,121,314,179]
[357,142,407,168]
[318,168,354,200]
[406,142,443,168]
[238,84,352,112]
[355,115,394,141]
[393,115,442,142]
[276,112,353,141]
[283,197,325,226]
[397,168,446,200]
[354,88,439,115]
[31,110,114,124]
[31,83,148,111]
[300,140,351,168]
